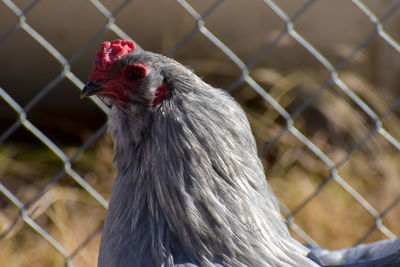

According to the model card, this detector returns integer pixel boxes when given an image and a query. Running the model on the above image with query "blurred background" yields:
[1,0,400,266]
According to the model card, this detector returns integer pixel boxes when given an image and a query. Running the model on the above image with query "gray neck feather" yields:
[98,74,317,266]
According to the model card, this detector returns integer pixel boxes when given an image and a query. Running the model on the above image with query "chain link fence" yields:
[1,0,400,266]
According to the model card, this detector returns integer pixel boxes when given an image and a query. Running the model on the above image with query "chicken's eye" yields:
[125,64,147,80]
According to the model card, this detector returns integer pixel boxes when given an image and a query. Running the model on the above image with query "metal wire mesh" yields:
[1,0,400,266]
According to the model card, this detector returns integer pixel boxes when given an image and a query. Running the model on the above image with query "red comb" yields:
[89,40,136,81]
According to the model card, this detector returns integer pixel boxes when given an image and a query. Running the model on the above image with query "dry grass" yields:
[0,138,115,267]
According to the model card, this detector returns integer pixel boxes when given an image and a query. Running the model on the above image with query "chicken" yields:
[81,40,400,267]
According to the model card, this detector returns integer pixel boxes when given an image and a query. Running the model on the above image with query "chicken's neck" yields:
[101,93,316,267]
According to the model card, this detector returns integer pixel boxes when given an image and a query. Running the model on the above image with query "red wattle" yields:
[151,84,168,107]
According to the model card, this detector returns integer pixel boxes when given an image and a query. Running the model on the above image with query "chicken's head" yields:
[81,40,168,108]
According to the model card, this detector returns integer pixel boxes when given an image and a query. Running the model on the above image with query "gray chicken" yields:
[81,40,400,267]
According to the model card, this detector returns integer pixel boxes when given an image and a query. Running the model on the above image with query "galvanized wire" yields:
[1,0,400,265]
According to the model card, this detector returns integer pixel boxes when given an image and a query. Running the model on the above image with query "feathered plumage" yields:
[81,40,400,267]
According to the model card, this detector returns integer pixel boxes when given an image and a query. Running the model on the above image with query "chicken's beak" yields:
[80,81,104,99]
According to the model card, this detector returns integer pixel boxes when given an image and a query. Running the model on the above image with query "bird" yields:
[81,39,400,267]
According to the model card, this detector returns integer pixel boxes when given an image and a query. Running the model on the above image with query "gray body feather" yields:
[310,238,400,266]
[92,50,399,267]
[98,51,314,267]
